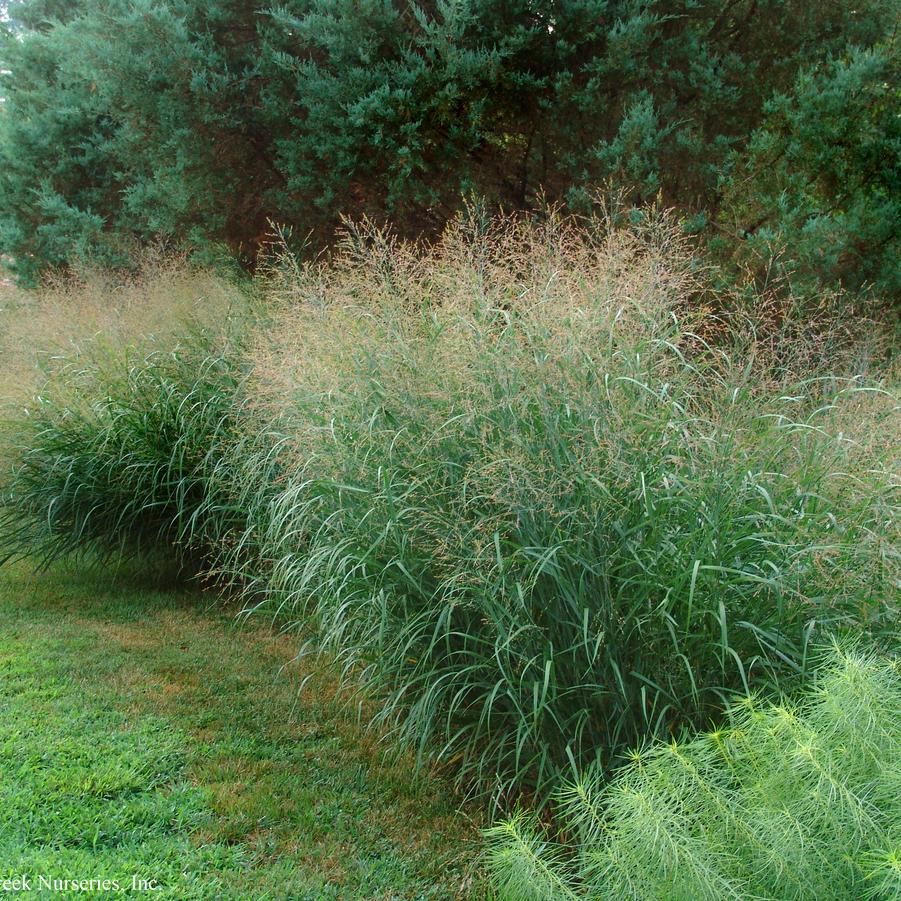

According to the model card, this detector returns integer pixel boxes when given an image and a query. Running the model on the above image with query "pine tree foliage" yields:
[487,648,901,901]
[719,42,901,298]
[0,0,897,294]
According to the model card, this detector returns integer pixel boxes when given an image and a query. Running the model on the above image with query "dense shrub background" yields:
[2,212,896,808]
[1,0,898,298]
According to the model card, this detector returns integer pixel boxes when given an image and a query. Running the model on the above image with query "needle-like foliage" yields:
[486,647,901,900]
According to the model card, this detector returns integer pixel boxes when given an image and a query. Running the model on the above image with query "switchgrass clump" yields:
[0,334,245,570]
[486,647,901,900]
[0,253,240,404]
[0,256,253,570]
[233,210,899,806]
[0,210,896,809]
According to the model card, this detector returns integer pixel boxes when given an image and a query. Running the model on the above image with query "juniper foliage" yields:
[1,0,897,297]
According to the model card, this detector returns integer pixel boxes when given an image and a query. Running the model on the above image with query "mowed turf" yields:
[0,561,484,899]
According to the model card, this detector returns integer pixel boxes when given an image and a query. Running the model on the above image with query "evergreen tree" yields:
[0,0,897,294]
[719,42,901,297]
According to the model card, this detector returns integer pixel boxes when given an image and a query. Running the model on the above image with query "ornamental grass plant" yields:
[1,209,897,809]
[227,210,899,806]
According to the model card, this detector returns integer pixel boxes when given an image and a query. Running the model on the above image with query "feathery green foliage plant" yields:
[486,646,901,900]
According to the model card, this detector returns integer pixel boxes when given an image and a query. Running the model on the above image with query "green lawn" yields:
[0,562,484,899]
